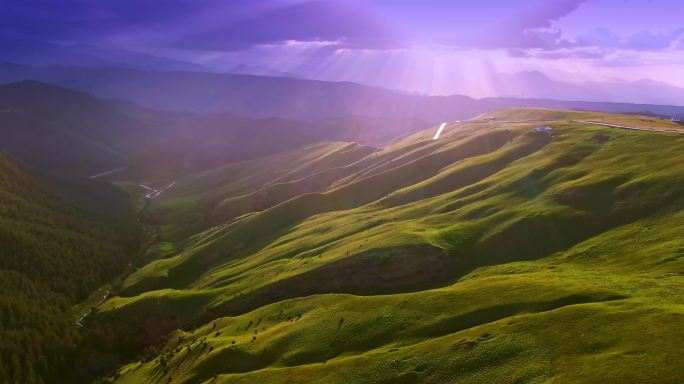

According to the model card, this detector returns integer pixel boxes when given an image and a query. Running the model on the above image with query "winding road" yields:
[139,181,177,199]
[432,118,684,141]
[88,166,127,179]
[573,120,684,134]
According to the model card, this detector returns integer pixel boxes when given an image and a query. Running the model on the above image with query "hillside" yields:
[86,109,684,384]
[0,81,167,177]
[2,64,684,123]
[0,155,139,384]
[0,80,431,179]
[129,115,427,179]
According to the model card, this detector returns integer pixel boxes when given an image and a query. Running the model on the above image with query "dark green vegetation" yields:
[0,155,139,384]
[85,109,683,383]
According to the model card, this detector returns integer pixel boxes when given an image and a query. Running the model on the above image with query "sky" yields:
[1,0,683,96]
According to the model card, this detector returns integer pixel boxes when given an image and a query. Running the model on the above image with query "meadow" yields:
[86,109,683,383]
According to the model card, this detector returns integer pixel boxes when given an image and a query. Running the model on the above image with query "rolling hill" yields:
[83,109,684,384]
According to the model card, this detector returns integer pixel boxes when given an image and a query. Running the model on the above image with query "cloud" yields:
[169,1,403,51]
[524,47,609,60]
[461,0,684,61]
[0,0,403,51]
[472,0,590,50]
[575,28,621,48]
[0,0,212,40]
[577,27,684,51]
[1,0,681,66]
[622,28,684,50]
[519,26,684,61]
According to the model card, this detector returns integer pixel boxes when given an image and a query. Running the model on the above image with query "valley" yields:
[2,2,683,383]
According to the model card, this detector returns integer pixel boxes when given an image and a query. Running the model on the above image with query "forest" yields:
[0,155,139,384]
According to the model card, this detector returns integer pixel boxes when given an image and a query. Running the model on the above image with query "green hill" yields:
[84,109,684,384]
[0,155,139,384]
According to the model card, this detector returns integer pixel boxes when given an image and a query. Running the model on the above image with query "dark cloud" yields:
[461,0,684,60]
[473,0,589,50]
[523,26,684,61]
[1,0,680,66]
[0,0,208,40]
[171,1,403,51]
[0,0,402,51]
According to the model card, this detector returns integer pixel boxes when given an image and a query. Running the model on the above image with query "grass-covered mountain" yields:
[86,109,683,383]
[0,154,139,384]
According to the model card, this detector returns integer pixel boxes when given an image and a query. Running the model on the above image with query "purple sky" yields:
[2,0,683,95]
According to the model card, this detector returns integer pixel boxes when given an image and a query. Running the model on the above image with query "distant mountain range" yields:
[1,64,683,124]
[227,65,684,106]
[489,71,684,106]
[0,80,166,177]
[0,37,206,71]
[3,34,684,107]
[227,63,301,78]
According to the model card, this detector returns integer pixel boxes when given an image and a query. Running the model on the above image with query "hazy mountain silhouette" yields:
[492,71,684,105]
[227,63,301,78]
[0,37,205,71]
[0,81,430,178]
[1,64,682,123]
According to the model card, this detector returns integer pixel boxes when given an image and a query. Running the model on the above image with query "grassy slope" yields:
[100,109,684,384]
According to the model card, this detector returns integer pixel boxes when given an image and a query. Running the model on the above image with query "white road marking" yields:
[573,120,684,134]
[139,181,176,199]
[433,123,447,140]
[89,166,126,179]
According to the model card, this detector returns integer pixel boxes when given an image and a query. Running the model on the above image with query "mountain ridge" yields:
[2,64,683,124]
